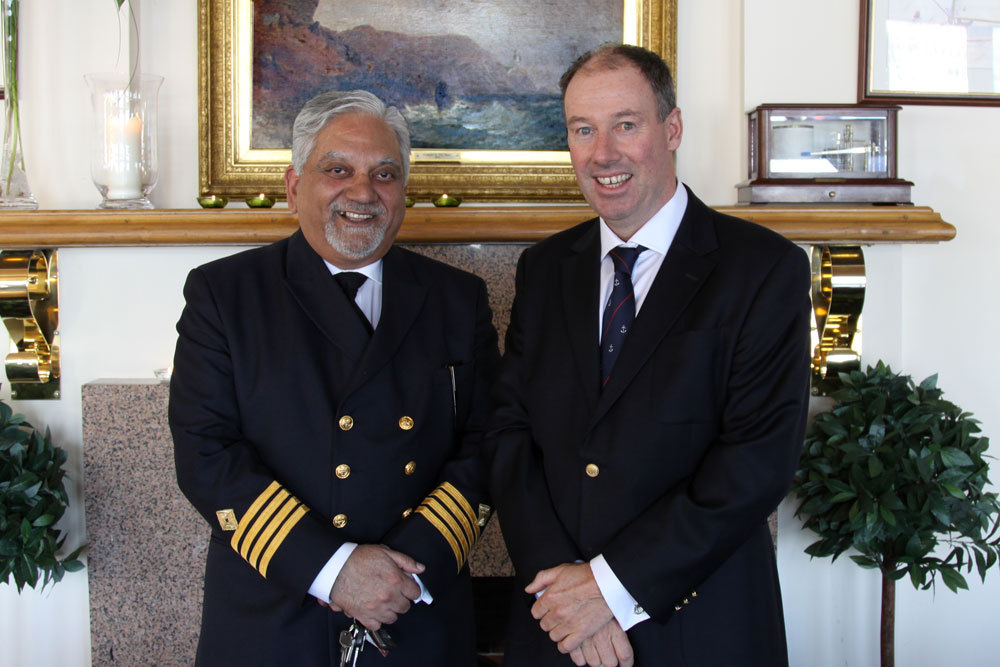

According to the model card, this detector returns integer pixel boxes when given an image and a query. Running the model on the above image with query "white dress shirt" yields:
[591,181,687,630]
[308,257,431,605]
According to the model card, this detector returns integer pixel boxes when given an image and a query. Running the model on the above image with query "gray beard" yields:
[324,216,388,260]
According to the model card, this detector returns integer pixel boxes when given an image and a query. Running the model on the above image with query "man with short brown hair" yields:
[488,45,811,666]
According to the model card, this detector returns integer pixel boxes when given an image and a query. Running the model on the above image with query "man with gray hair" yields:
[171,89,499,665]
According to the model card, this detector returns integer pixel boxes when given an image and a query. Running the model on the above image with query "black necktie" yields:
[601,245,645,388]
[334,271,373,336]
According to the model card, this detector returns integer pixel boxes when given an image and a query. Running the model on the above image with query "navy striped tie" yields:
[601,245,645,388]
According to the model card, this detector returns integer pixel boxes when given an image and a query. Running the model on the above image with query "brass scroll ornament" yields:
[0,249,59,399]
[810,245,865,395]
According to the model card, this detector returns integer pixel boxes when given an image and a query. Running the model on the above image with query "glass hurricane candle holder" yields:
[85,73,163,209]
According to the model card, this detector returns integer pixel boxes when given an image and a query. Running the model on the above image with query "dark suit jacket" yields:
[487,187,811,666]
[170,230,499,666]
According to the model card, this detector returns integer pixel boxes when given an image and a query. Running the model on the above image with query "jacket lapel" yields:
[592,188,720,424]
[349,247,427,392]
[560,222,602,411]
[283,230,369,363]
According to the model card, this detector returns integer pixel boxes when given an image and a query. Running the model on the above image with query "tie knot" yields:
[609,245,645,274]
[334,271,367,300]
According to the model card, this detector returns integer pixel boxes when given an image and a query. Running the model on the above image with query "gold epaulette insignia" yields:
[477,504,492,528]
[414,482,480,571]
[216,509,238,531]
[229,481,310,578]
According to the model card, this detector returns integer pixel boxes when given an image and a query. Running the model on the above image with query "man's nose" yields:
[591,131,620,165]
[344,174,377,202]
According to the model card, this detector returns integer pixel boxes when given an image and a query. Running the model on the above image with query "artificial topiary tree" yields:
[0,399,84,592]
[791,362,1000,667]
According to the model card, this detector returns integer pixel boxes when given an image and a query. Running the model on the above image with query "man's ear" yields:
[284,165,300,213]
[664,107,683,151]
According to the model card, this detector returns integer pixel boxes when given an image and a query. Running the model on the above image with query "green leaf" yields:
[830,491,857,503]
[868,456,883,477]
[974,549,988,582]
[943,484,967,500]
[31,514,55,527]
[929,498,951,526]
[63,558,85,573]
[850,555,878,569]
[879,492,906,512]
[818,419,848,437]
[0,538,18,557]
[904,532,925,558]
[940,448,974,468]
[939,567,968,593]
[880,505,897,526]
[826,479,854,495]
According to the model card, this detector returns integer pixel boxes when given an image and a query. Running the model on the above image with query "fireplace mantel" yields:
[0,204,954,248]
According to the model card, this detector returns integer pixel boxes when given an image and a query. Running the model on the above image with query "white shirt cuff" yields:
[413,573,433,604]
[308,542,433,605]
[590,554,650,631]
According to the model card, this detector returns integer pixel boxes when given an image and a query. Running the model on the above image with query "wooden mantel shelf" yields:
[0,204,954,248]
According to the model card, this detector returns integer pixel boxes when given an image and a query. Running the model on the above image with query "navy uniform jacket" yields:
[170,230,500,665]
[487,188,811,666]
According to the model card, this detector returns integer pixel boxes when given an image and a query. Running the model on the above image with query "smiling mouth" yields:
[339,211,375,222]
[595,174,631,189]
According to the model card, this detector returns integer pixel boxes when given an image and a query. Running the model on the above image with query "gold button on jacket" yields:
[335,464,351,479]
[338,415,354,431]
[585,463,600,477]
[398,416,414,430]
[332,513,348,528]
[404,460,417,475]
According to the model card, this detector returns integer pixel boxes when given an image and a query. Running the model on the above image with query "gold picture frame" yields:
[198,0,677,202]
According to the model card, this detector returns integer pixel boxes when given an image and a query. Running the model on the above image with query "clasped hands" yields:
[527,563,635,667]
[322,544,424,631]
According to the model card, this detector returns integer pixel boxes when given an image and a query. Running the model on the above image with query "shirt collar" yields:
[599,180,688,259]
[323,257,384,285]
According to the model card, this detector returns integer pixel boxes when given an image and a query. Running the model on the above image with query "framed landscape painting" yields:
[198,0,677,201]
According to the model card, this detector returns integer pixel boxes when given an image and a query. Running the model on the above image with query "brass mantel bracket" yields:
[810,245,865,395]
[0,249,59,399]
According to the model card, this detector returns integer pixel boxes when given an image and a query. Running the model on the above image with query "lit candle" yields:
[245,193,275,208]
[433,193,461,207]
[106,114,143,200]
[197,194,228,208]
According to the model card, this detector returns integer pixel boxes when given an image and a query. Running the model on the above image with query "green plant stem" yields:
[2,0,23,194]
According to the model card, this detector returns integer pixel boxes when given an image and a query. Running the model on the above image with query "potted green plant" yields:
[791,361,1000,667]
[0,398,84,592]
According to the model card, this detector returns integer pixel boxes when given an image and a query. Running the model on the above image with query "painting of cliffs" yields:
[252,0,621,151]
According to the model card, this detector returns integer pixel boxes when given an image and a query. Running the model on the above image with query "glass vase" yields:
[0,0,37,209]
[85,73,163,209]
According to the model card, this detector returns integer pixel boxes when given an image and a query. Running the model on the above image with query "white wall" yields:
[1,1,997,665]
[737,1,1000,666]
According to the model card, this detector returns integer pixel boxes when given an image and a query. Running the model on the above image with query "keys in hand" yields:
[339,621,365,666]
[339,620,396,664]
